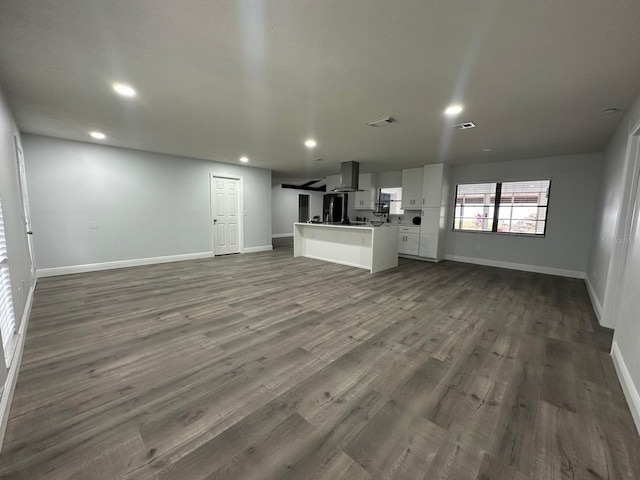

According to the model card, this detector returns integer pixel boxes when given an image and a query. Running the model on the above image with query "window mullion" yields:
[492,183,502,232]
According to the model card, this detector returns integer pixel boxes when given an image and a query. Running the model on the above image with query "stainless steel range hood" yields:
[333,161,363,192]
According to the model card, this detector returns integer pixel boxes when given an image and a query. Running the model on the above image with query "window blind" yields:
[0,197,16,353]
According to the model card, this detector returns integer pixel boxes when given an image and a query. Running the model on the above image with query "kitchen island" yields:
[293,222,399,273]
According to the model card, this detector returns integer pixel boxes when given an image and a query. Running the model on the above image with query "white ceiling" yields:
[1,1,639,182]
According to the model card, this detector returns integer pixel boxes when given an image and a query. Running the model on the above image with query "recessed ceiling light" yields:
[444,104,464,116]
[112,83,136,97]
[240,156,249,163]
[304,139,317,148]
[482,148,491,152]
[89,131,106,140]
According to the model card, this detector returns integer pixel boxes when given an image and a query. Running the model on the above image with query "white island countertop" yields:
[293,222,399,273]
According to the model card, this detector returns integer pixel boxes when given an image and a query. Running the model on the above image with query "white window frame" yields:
[453,179,551,236]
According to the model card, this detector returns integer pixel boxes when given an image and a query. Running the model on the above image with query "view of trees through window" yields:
[453,180,550,235]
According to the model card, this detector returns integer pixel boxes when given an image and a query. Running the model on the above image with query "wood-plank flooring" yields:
[1,243,639,479]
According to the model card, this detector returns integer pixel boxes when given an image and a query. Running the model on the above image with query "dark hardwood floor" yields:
[1,244,639,479]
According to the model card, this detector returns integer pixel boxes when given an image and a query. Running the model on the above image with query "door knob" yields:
[213,219,217,223]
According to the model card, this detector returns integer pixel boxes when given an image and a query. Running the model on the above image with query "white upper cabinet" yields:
[423,164,444,207]
[325,174,341,193]
[401,167,424,209]
[354,173,378,209]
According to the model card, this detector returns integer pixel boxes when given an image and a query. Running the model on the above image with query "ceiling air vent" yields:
[453,122,476,130]
[366,116,397,127]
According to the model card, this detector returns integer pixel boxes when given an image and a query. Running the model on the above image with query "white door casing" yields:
[211,175,243,255]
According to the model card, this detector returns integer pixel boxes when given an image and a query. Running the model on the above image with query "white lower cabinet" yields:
[398,226,420,256]
[419,207,442,259]
[418,232,438,258]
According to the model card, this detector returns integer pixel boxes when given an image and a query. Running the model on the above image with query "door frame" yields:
[210,173,244,255]
[298,193,310,223]
[602,121,640,330]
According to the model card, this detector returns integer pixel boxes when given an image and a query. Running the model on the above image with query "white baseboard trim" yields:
[37,251,213,278]
[584,275,604,326]
[0,280,36,451]
[244,245,273,253]
[444,254,585,279]
[611,341,640,437]
[272,233,293,239]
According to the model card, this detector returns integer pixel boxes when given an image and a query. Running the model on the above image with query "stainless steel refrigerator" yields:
[323,194,343,223]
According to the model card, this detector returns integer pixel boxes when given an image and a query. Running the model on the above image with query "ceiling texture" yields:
[1,0,639,182]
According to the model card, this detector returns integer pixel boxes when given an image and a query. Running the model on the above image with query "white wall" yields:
[23,135,272,270]
[271,185,323,236]
[587,95,640,321]
[0,87,35,447]
[445,153,602,276]
[378,170,402,188]
[0,93,33,338]
[587,93,640,432]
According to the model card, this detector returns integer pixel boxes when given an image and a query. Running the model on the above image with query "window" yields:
[379,187,403,215]
[453,180,550,235]
[0,197,17,366]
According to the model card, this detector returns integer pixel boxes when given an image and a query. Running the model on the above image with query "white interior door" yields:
[14,137,35,277]
[211,176,242,255]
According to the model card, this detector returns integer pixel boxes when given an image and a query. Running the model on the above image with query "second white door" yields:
[211,176,242,255]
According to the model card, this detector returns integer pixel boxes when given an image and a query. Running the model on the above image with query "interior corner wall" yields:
[587,95,640,316]
[271,185,323,236]
[0,90,33,383]
[445,152,602,275]
[22,135,272,270]
[585,93,640,434]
